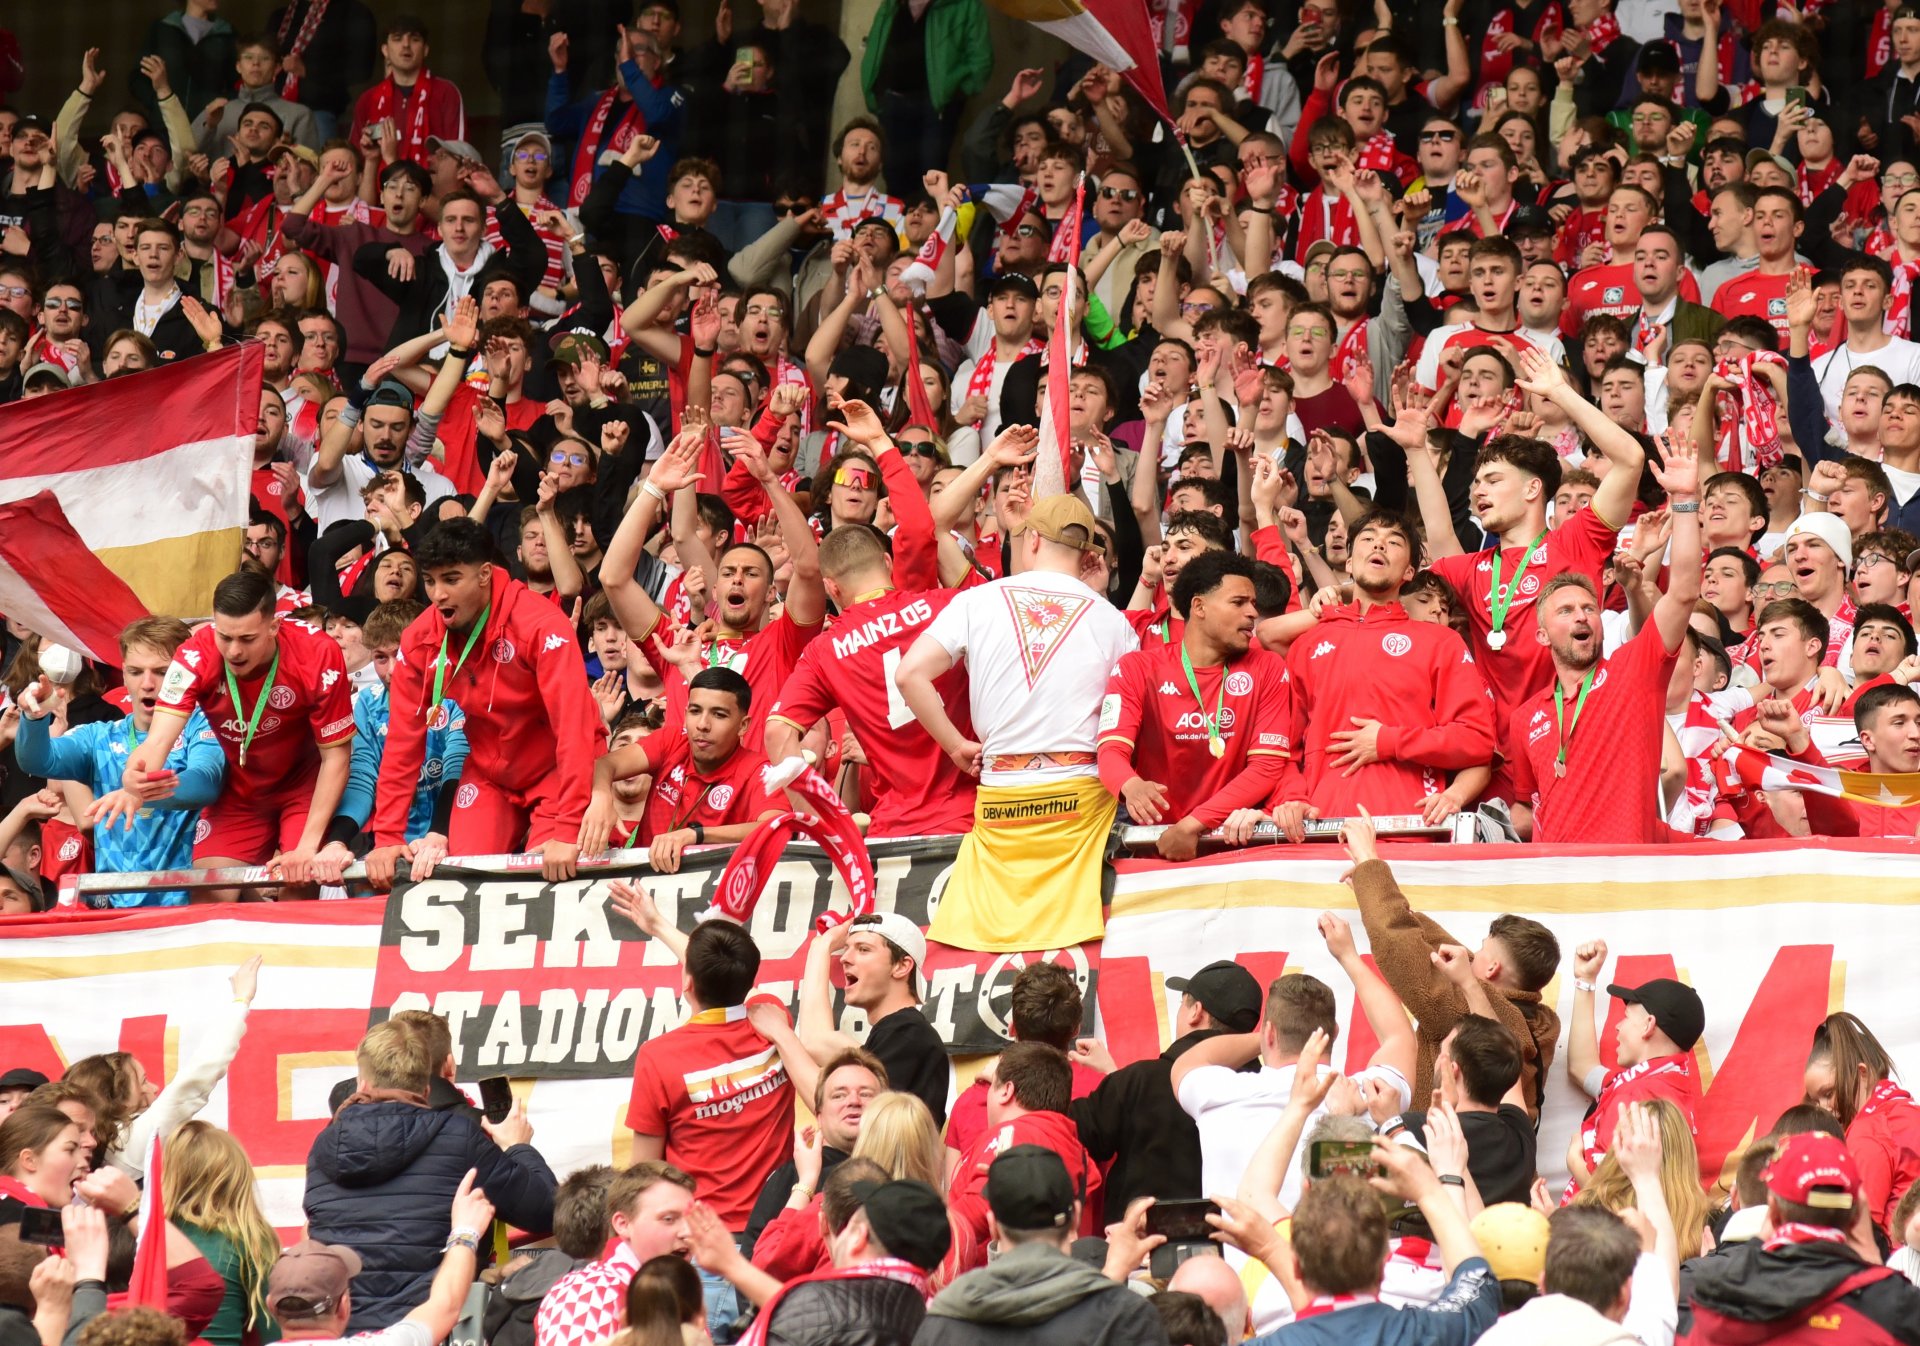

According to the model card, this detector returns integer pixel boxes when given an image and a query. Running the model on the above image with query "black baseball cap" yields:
[0,1068,49,1092]
[986,271,1040,302]
[985,1145,1077,1230]
[855,1180,952,1271]
[1506,205,1556,239]
[365,378,415,411]
[1167,959,1262,1033]
[1638,41,1681,75]
[1607,978,1705,1052]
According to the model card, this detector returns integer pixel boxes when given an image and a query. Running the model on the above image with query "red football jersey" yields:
[765,587,976,837]
[1098,643,1292,825]
[1711,269,1794,336]
[156,619,354,793]
[637,728,781,841]
[1508,621,1680,843]
[1563,262,1641,332]
[656,610,823,753]
[1430,507,1618,762]
[1282,601,1497,815]
[435,383,548,495]
[625,1005,795,1230]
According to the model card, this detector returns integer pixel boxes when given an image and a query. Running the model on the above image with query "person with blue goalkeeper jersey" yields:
[20,617,227,908]
[328,600,470,871]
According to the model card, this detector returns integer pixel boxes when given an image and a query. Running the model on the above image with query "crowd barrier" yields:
[8,834,1919,1231]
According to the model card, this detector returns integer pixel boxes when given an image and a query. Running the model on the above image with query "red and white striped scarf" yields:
[1479,3,1564,88]
[1891,254,1920,339]
[1670,691,1730,837]
[567,88,642,208]
[1243,52,1265,104]
[275,0,332,101]
[965,336,1044,400]
[360,71,443,168]
[1764,1223,1851,1252]
[1797,158,1841,207]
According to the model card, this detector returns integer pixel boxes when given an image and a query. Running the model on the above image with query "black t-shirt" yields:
[865,1006,949,1127]
[1398,1104,1537,1209]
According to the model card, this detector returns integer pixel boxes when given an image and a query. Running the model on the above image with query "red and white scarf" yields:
[708,761,876,932]
[1890,254,1920,339]
[1294,1294,1379,1319]
[1242,52,1265,103]
[1870,6,1896,80]
[1331,317,1369,384]
[1856,1076,1912,1121]
[1713,351,1786,470]
[567,87,642,208]
[1479,2,1564,89]
[1669,690,1730,837]
[1354,131,1401,177]
[362,71,443,168]
[275,0,332,102]
[1798,158,1841,207]
[965,335,1044,400]
[1764,1223,1851,1252]
[1587,10,1622,56]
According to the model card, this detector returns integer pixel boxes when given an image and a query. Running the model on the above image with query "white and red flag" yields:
[0,343,262,657]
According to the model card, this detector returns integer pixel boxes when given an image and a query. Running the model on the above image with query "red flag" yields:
[986,0,1173,126]
[126,1131,169,1307]
[0,493,151,662]
[901,306,942,434]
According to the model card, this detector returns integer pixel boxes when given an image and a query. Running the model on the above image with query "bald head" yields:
[1169,1251,1248,1342]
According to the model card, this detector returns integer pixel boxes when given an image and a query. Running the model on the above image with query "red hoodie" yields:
[947,1109,1104,1263]
[373,567,605,846]
[1280,601,1497,815]
[1849,1081,1920,1232]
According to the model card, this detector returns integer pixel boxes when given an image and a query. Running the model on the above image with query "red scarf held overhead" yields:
[1712,351,1786,471]
[1354,132,1400,176]
[275,0,332,101]
[1479,3,1564,89]
[363,71,440,168]
[568,87,643,208]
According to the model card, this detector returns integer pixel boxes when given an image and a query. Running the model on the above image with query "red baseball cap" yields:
[1761,1133,1861,1211]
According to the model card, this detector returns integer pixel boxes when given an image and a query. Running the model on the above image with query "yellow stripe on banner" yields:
[1114,870,1920,918]
[10,942,376,981]
[1833,768,1920,807]
[95,528,243,618]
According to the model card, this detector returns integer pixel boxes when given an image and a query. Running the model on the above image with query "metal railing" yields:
[1118,813,1481,851]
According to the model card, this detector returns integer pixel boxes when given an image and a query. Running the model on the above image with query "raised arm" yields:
[1647,437,1701,652]
[1567,939,1607,1094]
[736,435,824,627]
[602,433,704,640]
[1319,912,1417,1086]
[1513,347,1644,528]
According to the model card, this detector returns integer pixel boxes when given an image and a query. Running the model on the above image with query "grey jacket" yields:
[912,1243,1170,1346]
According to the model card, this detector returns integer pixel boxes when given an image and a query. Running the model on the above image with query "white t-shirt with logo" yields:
[923,568,1138,786]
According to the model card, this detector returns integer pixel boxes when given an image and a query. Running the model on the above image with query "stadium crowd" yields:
[4,0,1920,1341]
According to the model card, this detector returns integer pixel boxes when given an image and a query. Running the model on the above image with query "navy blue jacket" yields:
[303,1099,558,1332]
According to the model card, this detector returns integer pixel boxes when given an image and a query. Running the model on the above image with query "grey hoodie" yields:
[914,1243,1170,1346]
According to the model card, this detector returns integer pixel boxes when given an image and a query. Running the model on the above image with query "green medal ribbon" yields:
[1552,666,1597,777]
[430,605,489,720]
[1486,528,1549,651]
[1180,645,1228,759]
[223,651,281,770]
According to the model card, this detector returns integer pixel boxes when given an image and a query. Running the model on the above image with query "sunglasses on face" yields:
[835,467,876,489]
[1097,186,1141,201]
[772,201,812,216]
[898,440,941,458]
[1013,223,1046,238]
[42,297,83,310]
[1420,129,1458,143]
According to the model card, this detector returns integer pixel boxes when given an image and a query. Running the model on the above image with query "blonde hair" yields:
[1573,1098,1713,1244]
[162,1121,280,1330]
[850,1092,944,1191]
[355,1019,434,1094]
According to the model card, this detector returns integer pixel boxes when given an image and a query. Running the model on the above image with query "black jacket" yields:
[765,1275,927,1346]
[1682,1237,1920,1344]
[353,199,548,349]
[1068,1028,1241,1224]
[302,1098,559,1333]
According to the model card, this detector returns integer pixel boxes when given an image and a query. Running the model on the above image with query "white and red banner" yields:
[3,837,1917,1232]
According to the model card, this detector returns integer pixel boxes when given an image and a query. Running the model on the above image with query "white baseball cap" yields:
[849,912,928,1000]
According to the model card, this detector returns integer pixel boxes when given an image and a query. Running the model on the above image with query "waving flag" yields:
[127,1130,169,1307]
[900,184,1040,293]
[1711,746,1920,807]
[0,344,260,635]
[0,495,152,663]
[986,0,1172,123]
